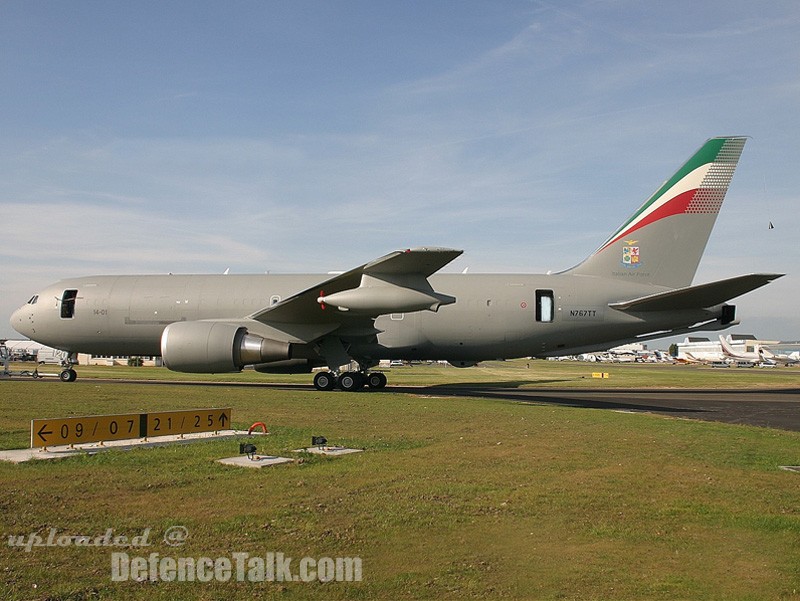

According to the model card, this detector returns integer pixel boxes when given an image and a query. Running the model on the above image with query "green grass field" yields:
[2,361,800,600]
[17,357,800,389]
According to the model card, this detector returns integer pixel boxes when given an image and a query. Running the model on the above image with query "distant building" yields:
[609,343,647,353]
[676,337,723,362]
[78,354,161,367]
[1,340,161,366]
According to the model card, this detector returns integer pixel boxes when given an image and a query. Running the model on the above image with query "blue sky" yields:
[2,1,799,342]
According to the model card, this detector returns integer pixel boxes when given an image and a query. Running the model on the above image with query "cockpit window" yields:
[27,295,39,305]
[60,289,78,319]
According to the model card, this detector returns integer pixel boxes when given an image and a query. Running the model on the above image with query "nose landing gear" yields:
[57,353,79,382]
[59,368,78,382]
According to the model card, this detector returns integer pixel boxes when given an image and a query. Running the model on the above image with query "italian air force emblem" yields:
[621,241,641,268]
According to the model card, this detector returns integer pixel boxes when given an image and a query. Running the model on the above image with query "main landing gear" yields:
[313,370,387,392]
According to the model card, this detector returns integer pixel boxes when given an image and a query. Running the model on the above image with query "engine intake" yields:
[161,321,290,373]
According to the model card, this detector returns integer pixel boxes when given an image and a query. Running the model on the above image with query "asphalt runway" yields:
[76,377,800,433]
[401,384,800,432]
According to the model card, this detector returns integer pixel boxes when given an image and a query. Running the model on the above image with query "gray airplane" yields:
[9,137,783,390]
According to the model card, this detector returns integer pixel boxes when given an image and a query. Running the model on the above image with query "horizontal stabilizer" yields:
[609,273,783,312]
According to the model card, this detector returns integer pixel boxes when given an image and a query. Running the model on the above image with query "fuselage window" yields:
[535,290,554,323]
[60,289,78,319]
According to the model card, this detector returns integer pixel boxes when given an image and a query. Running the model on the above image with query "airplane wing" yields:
[362,247,463,277]
[609,273,783,312]
[249,247,462,340]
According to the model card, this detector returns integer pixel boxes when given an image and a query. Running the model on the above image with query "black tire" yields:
[367,372,387,389]
[313,371,337,391]
[60,369,77,382]
[338,371,364,392]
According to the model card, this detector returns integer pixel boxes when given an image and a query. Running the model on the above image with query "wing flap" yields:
[609,273,783,312]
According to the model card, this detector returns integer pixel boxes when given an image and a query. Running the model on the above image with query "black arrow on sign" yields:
[219,412,228,427]
[37,423,53,443]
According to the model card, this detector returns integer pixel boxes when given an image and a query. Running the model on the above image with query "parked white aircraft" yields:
[718,335,798,365]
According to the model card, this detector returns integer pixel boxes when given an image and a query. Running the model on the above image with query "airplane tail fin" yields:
[565,137,747,289]
[718,334,737,358]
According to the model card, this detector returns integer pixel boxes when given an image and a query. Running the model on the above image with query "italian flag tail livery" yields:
[567,137,747,289]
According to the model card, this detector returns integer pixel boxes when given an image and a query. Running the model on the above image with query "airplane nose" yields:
[10,305,33,338]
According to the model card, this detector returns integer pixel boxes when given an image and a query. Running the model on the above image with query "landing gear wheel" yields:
[338,371,364,392]
[59,369,77,382]
[313,371,337,391]
[367,372,387,389]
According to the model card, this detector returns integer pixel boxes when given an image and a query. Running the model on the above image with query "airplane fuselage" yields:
[10,272,727,363]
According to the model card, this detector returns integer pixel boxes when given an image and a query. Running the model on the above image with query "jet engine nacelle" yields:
[161,321,291,373]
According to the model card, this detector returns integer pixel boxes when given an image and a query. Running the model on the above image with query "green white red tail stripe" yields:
[596,137,746,253]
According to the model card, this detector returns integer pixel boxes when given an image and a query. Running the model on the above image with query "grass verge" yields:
[1,361,799,600]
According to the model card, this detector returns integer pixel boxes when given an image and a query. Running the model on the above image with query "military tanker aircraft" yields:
[10,137,782,390]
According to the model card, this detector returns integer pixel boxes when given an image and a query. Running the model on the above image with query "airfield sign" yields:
[31,414,142,448]
[145,408,230,437]
[31,408,232,448]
